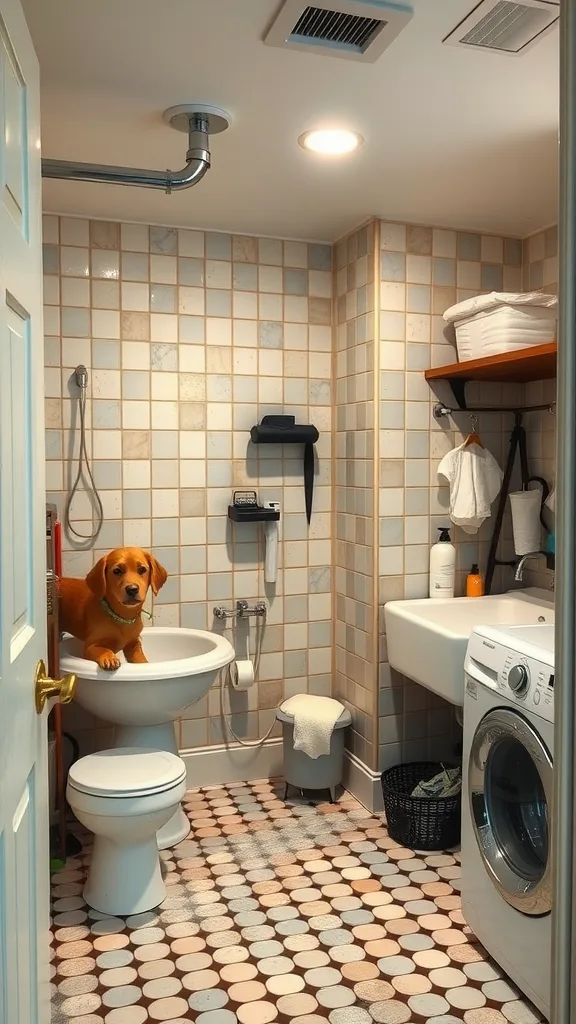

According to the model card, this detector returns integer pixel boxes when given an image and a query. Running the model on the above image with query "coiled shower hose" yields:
[220,614,278,748]
[64,365,104,544]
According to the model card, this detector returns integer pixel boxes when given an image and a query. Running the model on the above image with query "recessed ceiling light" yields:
[299,129,363,155]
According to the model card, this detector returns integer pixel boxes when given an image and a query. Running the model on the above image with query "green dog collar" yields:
[100,598,139,625]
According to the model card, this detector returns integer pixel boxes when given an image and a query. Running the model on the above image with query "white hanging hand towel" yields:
[281,694,344,759]
[438,441,503,534]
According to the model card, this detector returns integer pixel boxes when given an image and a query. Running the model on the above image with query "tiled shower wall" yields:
[330,218,526,775]
[43,215,333,754]
[333,221,377,770]
[376,220,526,773]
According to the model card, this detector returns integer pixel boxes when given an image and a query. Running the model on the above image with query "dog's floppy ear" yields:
[85,555,108,599]
[147,553,168,596]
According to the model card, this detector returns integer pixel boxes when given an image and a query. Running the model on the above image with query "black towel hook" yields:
[250,415,319,524]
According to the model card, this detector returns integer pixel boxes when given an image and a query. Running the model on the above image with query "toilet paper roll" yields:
[230,660,255,691]
[509,489,542,556]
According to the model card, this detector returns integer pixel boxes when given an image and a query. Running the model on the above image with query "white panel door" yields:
[0,1,50,1022]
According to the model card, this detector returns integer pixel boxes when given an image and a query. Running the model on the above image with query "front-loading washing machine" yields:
[462,622,554,1018]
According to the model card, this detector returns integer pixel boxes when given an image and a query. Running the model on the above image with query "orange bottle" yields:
[466,563,484,597]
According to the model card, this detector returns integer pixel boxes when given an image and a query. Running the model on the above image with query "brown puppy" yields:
[58,547,168,670]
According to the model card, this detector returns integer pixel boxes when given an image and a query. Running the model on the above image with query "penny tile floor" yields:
[50,780,544,1024]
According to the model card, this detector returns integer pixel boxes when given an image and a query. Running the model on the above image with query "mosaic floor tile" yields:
[51,781,545,1024]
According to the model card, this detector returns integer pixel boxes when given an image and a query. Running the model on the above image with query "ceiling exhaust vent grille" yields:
[264,0,413,63]
[444,0,558,55]
[291,7,384,49]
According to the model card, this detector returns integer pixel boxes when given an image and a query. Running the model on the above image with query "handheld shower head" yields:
[75,365,88,389]
[66,363,104,544]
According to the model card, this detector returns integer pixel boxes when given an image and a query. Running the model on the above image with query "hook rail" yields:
[433,401,556,420]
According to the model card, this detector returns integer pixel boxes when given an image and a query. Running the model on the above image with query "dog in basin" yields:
[59,547,168,670]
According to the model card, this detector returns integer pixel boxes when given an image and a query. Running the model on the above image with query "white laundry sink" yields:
[384,588,554,706]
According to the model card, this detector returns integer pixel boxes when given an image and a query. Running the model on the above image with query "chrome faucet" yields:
[213,600,267,621]
[514,552,540,582]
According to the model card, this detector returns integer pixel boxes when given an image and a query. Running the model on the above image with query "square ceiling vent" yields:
[443,0,559,56]
[264,0,413,63]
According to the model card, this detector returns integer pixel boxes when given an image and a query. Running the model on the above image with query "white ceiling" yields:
[22,0,559,242]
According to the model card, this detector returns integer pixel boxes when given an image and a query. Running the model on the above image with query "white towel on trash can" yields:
[281,694,344,759]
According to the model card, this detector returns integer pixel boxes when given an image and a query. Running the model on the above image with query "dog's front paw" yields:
[98,653,121,670]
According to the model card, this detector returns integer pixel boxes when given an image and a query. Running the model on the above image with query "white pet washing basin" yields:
[60,627,235,848]
[384,588,554,706]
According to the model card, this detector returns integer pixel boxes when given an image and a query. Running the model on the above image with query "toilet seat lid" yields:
[67,747,187,797]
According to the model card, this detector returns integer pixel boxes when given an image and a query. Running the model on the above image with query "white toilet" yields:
[60,626,235,849]
[66,747,187,916]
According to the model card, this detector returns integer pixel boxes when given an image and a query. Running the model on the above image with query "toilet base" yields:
[114,722,191,850]
[156,805,191,849]
[84,834,165,915]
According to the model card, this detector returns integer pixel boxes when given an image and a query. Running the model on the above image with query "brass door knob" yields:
[35,660,76,714]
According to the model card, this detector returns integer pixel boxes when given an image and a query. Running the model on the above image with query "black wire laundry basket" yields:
[381,762,461,851]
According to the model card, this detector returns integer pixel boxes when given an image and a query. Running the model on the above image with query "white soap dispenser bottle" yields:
[429,527,456,599]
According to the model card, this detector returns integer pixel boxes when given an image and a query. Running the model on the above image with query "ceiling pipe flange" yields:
[163,104,231,135]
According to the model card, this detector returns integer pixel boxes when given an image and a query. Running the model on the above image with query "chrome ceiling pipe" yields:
[41,113,210,192]
[41,105,230,193]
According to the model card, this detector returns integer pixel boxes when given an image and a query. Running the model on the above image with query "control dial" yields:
[508,663,530,697]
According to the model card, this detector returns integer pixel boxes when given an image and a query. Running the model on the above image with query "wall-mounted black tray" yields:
[228,505,280,524]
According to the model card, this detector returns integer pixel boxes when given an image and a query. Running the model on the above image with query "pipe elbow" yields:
[168,155,210,192]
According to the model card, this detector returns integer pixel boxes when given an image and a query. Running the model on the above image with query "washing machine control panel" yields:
[466,629,554,724]
[507,663,530,696]
[500,654,554,720]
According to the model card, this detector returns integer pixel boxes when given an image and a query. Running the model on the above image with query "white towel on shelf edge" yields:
[438,441,503,535]
[281,694,344,760]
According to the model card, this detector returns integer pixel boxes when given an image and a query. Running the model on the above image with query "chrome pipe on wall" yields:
[41,111,215,193]
[552,4,576,1021]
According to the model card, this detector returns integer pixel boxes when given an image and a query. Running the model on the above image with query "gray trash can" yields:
[276,697,352,802]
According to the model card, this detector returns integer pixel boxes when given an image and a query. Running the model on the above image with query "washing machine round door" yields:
[468,706,552,916]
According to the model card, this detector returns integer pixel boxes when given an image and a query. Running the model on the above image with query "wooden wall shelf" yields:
[425,342,557,408]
